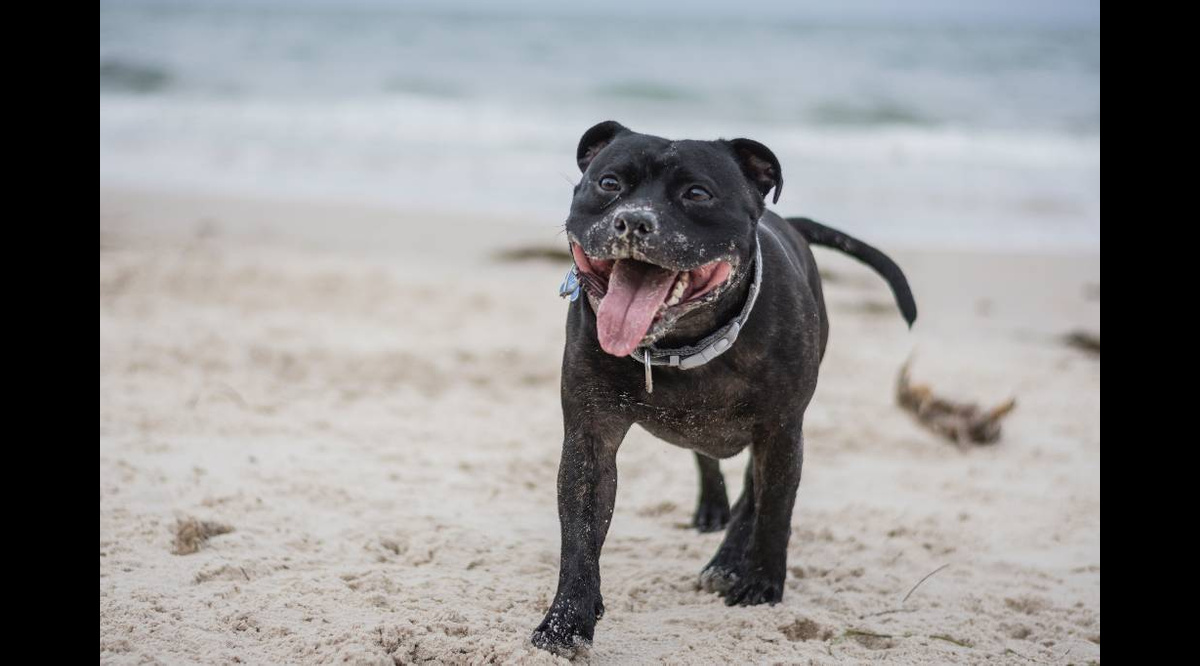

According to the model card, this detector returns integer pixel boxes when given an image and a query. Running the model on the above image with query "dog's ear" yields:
[726,138,783,204]
[577,121,630,172]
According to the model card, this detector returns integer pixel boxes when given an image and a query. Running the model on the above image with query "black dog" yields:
[531,121,916,655]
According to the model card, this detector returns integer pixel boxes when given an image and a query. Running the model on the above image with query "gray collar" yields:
[630,231,763,392]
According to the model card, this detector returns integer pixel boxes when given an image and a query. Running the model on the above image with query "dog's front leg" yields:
[700,417,804,605]
[531,414,630,655]
[723,418,804,606]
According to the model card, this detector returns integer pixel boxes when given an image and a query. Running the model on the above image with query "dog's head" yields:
[565,121,782,357]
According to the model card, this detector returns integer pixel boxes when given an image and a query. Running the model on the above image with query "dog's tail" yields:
[786,217,918,327]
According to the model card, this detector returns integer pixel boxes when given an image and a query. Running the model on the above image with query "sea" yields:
[100,1,1100,250]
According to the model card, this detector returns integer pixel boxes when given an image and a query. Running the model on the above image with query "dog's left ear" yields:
[726,138,783,204]
[577,121,630,172]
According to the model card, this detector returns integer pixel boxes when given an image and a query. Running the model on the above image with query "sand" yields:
[100,188,1100,664]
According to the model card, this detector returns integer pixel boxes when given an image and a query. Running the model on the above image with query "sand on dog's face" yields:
[100,190,1100,664]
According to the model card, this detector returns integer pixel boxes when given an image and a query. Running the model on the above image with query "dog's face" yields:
[565,121,783,357]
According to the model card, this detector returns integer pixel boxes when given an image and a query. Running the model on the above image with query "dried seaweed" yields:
[896,360,1016,446]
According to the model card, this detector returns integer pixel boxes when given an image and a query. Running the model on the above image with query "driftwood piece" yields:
[896,360,1016,446]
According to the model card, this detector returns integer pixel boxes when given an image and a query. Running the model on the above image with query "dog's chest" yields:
[624,380,757,457]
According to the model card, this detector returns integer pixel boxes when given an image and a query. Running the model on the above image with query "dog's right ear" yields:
[577,121,630,172]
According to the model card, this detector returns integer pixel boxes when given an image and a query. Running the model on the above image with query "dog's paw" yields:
[530,603,596,657]
[698,563,740,594]
[723,572,784,606]
[692,498,731,533]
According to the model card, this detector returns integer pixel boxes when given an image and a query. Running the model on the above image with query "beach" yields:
[100,187,1100,664]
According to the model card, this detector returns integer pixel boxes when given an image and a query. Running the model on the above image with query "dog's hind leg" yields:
[692,453,731,533]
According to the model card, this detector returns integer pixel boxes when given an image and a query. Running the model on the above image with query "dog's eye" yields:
[598,175,621,192]
[684,186,713,202]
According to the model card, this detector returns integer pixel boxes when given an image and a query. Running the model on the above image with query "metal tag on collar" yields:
[643,350,653,393]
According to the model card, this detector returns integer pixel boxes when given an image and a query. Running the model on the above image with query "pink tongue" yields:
[596,260,678,357]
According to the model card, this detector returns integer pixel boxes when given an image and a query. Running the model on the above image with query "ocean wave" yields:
[100,58,172,94]
[383,77,466,99]
[808,100,939,127]
[99,6,1099,134]
[593,82,705,103]
[99,94,1099,249]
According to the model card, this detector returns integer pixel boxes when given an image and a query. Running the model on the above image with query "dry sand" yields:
[100,188,1100,664]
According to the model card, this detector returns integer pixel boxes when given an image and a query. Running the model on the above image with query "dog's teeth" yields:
[663,274,688,308]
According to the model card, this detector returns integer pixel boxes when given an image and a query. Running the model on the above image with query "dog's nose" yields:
[613,211,657,239]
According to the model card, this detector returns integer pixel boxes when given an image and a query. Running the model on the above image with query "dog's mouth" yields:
[570,243,734,357]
